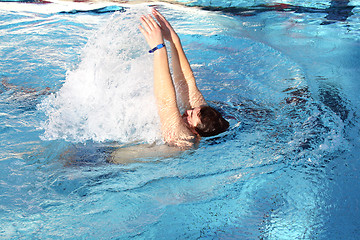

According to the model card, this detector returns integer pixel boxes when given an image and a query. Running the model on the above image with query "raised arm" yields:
[152,9,207,110]
[139,14,196,148]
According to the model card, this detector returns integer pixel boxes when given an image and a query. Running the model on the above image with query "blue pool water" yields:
[1,0,360,239]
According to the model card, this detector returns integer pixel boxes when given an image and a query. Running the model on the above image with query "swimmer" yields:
[139,9,229,149]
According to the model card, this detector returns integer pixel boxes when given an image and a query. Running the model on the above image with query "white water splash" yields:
[39,7,162,143]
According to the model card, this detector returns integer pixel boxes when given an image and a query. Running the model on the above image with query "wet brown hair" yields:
[195,106,229,137]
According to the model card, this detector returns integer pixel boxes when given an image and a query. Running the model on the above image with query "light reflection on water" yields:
[0,1,360,239]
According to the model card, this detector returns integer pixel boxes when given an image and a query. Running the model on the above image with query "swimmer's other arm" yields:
[152,9,207,110]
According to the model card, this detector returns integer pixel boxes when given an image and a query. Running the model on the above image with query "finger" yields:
[138,25,148,37]
[142,15,156,30]
[152,8,168,24]
[140,16,152,32]
[147,14,160,28]
[146,14,160,30]
[152,8,162,16]
[152,12,168,31]
[152,12,163,25]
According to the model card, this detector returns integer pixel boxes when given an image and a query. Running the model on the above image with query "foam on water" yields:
[39,7,162,143]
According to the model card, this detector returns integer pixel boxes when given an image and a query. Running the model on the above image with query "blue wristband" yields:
[149,43,165,53]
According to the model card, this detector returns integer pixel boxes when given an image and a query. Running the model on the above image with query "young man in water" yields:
[139,9,229,148]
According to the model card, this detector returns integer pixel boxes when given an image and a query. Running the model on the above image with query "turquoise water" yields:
[1,1,360,239]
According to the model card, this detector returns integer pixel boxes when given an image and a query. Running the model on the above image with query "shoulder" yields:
[163,122,198,149]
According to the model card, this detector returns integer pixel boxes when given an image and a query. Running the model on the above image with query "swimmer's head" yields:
[182,106,229,137]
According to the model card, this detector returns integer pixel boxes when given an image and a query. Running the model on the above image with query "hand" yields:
[139,14,164,49]
[151,8,179,43]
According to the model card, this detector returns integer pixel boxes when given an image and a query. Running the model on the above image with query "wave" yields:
[38,7,162,143]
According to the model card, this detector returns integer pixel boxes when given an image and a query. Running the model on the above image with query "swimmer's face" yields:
[182,107,201,128]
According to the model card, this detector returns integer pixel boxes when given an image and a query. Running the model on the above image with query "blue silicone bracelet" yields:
[149,43,165,53]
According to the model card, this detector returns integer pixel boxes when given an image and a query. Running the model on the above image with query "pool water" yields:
[1,0,360,239]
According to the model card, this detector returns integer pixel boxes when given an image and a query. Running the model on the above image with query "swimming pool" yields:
[1,0,360,239]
